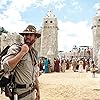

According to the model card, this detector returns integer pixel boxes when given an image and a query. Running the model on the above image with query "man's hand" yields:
[20,44,29,54]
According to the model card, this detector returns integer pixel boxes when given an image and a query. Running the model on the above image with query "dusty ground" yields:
[0,70,100,100]
[39,70,100,100]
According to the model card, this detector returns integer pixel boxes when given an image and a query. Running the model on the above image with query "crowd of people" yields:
[38,56,98,78]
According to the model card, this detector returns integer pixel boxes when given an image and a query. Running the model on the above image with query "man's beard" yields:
[24,39,33,46]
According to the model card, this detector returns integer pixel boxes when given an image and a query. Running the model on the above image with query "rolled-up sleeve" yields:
[2,44,20,72]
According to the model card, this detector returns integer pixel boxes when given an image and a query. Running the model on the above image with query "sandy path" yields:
[39,70,100,100]
[0,70,100,100]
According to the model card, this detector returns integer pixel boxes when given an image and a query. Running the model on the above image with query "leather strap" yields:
[15,83,34,88]
[18,87,35,99]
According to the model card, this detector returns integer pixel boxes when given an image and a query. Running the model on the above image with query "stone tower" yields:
[41,10,58,58]
[92,7,100,65]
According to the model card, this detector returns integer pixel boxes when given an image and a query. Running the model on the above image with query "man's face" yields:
[24,33,37,46]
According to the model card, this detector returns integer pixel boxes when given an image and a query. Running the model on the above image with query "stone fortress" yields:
[40,10,58,58]
[91,7,100,68]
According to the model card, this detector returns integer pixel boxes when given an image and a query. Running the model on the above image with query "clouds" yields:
[0,0,66,32]
[0,0,65,33]
[58,20,93,51]
[93,3,100,10]
[0,0,96,52]
[55,1,65,11]
[71,0,81,11]
[0,0,30,32]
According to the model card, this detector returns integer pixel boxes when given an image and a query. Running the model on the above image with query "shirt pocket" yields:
[18,55,31,67]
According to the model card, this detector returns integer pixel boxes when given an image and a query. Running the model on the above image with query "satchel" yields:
[0,70,15,98]
[5,85,12,97]
[0,70,10,87]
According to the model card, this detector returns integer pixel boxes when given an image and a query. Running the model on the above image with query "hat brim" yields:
[19,32,41,38]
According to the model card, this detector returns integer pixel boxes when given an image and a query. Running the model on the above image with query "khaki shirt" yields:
[2,43,38,84]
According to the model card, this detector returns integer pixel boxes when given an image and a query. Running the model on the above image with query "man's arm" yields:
[5,44,29,69]
[35,78,40,100]
[34,66,40,100]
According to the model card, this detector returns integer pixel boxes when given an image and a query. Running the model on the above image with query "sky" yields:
[0,0,100,52]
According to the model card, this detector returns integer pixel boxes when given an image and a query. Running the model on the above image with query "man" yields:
[44,57,50,73]
[90,61,98,78]
[2,25,41,100]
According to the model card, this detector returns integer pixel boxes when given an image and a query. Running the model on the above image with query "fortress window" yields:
[50,21,52,23]
[98,25,100,27]
[45,21,47,23]
[99,19,100,21]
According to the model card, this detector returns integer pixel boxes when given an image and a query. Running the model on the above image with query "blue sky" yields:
[0,0,100,52]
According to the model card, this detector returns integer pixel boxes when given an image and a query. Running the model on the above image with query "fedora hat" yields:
[19,25,41,38]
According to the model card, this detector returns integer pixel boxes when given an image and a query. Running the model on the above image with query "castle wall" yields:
[40,11,58,58]
[92,16,100,64]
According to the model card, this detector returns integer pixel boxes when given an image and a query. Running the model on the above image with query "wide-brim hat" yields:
[19,25,41,38]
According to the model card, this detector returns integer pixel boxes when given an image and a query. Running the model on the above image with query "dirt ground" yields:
[0,70,100,100]
[39,70,100,100]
